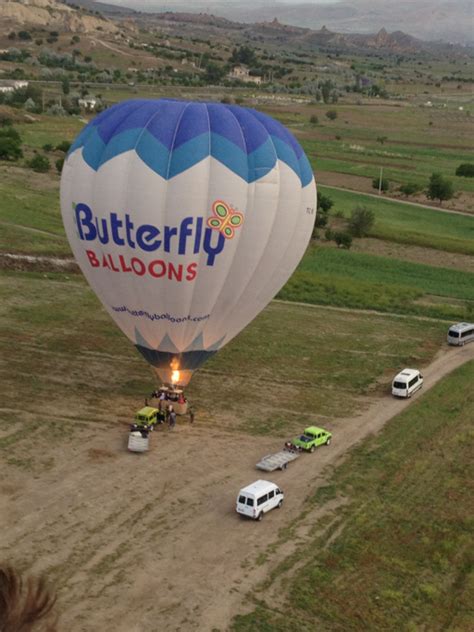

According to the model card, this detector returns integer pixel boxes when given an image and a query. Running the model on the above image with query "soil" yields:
[1,344,473,632]
[324,237,474,273]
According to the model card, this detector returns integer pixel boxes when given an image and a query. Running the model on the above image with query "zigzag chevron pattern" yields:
[69,98,314,186]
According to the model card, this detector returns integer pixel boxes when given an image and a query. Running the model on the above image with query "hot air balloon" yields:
[60,99,316,387]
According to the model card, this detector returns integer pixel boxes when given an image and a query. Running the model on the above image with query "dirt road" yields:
[1,343,473,632]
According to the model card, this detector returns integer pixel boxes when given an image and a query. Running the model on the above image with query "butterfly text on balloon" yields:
[74,202,229,267]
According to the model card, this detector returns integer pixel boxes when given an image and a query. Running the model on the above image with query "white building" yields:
[0,80,29,93]
[78,97,97,111]
[227,65,262,85]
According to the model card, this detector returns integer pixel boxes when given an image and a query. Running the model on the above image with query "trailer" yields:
[256,449,300,472]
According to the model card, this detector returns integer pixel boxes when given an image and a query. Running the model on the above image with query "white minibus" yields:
[392,368,423,398]
[447,322,474,346]
[236,480,284,521]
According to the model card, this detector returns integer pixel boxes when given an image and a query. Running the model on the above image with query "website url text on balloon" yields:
[111,306,210,323]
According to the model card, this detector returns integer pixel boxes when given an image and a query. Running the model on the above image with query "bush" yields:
[56,140,71,153]
[315,194,333,228]
[28,154,50,173]
[349,206,375,237]
[0,126,22,161]
[455,163,474,177]
[372,176,389,192]
[334,231,352,249]
[310,114,318,125]
[399,182,421,196]
[0,137,23,161]
[325,110,337,120]
[55,157,64,174]
[42,143,54,152]
[324,228,333,241]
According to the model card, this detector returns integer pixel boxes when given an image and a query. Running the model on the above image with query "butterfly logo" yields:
[207,200,244,239]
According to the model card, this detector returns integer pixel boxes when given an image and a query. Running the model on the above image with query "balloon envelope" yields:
[61,99,316,386]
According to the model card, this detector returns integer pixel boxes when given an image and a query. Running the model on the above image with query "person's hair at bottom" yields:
[0,564,58,632]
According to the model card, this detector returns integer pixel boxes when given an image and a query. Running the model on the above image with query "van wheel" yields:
[326,438,331,446]
[257,512,263,521]
[280,463,288,471]
[277,500,283,509]
[310,446,315,453]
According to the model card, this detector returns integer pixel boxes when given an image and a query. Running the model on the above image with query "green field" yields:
[0,270,448,440]
[0,167,69,256]
[232,359,474,632]
[318,185,474,255]
[279,246,474,320]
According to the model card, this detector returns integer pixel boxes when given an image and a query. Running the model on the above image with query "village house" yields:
[227,65,262,85]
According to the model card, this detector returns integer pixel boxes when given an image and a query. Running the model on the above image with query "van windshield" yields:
[393,381,407,389]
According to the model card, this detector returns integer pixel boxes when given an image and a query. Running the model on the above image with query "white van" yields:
[392,368,424,398]
[236,480,284,521]
[447,322,474,346]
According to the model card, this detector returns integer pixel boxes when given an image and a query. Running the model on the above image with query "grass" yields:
[279,245,474,320]
[318,185,474,255]
[0,166,70,255]
[0,270,448,442]
[231,360,474,632]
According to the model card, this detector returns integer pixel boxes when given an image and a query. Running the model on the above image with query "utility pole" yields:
[378,166,384,195]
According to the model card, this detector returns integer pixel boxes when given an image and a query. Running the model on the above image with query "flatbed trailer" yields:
[256,449,300,472]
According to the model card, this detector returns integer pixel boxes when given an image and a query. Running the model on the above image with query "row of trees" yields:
[372,173,459,205]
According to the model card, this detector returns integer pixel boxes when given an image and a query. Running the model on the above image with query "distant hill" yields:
[91,0,473,45]
[0,0,119,33]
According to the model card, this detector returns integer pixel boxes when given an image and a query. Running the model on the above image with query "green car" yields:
[290,426,332,453]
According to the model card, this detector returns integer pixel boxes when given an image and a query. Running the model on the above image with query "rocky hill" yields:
[0,0,118,34]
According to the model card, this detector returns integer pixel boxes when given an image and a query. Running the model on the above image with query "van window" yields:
[276,488,282,495]
[408,376,418,387]
[268,490,274,500]
[461,328,474,338]
[246,498,254,507]
[257,494,268,506]
[449,330,460,338]
[238,495,246,504]
[393,381,406,389]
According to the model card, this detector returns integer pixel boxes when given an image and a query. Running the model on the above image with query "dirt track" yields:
[1,343,473,632]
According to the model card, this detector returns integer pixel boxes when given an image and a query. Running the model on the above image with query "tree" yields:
[55,157,64,174]
[0,126,22,161]
[455,163,474,177]
[309,114,318,125]
[62,77,70,95]
[28,154,50,173]
[315,193,333,228]
[377,136,388,145]
[372,176,389,192]
[229,46,258,67]
[325,110,337,121]
[349,205,375,237]
[334,231,352,249]
[204,62,225,84]
[427,173,454,205]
